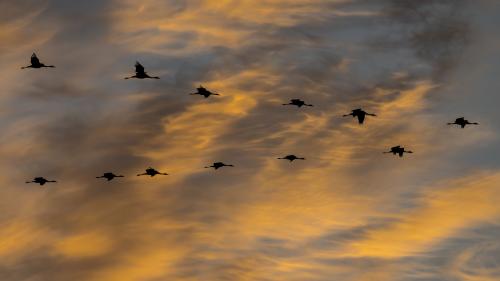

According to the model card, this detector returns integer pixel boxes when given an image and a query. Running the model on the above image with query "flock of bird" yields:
[22,53,479,186]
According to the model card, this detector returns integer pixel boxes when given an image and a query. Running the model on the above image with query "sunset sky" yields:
[1,1,500,280]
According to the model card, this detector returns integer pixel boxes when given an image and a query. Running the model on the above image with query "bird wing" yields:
[31,54,40,65]
[357,114,365,124]
[135,62,145,74]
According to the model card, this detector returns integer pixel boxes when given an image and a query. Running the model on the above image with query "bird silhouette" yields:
[137,167,168,177]
[383,146,413,157]
[447,117,478,128]
[21,53,55,69]
[282,99,313,108]
[204,162,234,170]
[26,177,57,186]
[124,62,160,79]
[343,108,376,124]
[277,155,306,162]
[96,172,124,181]
[190,85,219,98]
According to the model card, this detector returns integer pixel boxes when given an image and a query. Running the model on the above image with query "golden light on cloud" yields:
[0,1,498,280]
[346,172,500,258]
[54,231,113,258]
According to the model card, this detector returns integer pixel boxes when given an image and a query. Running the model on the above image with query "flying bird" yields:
[96,172,124,181]
[447,117,479,128]
[21,53,55,69]
[26,177,57,186]
[282,99,313,108]
[204,162,234,170]
[343,108,376,124]
[277,155,306,162]
[190,85,219,98]
[137,167,168,177]
[124,61,160,79]
[383,146,413,157]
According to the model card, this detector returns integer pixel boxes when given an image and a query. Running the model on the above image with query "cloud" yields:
[1,0,499,280]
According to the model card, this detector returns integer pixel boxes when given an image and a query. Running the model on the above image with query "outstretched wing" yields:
[31,53,40,65]
[135,62,145,74]
[357,114,365,124]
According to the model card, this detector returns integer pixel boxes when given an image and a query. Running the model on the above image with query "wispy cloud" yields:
[0,1,499,280]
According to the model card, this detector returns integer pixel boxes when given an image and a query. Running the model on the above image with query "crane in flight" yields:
[282,99,313,108]
[96,172,124,181]
[124,62,160,79]
[277,155,306,162]
[383,146,413,157]
[205,162,234,170]
[137,167,168,177]
[26,177,57,186]
[190,85,219,98]
[21,53,55,69]
[447,117,479,128]
[343,108,376,124]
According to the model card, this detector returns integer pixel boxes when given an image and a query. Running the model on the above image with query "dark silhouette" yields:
[204,162,234,170]
[384,146,413,157]
[137,167,168,177]
[343,108,376,124]
[190,85,219,98]
[26,177,57,186]
[447,117,479,128]
[277,155,306,162]
[96,172,124,181]
[282,99,313,108]
[124,62,159,79]
[21,53,55,69]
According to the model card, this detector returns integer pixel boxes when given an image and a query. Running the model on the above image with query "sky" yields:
[0,0,500,280]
